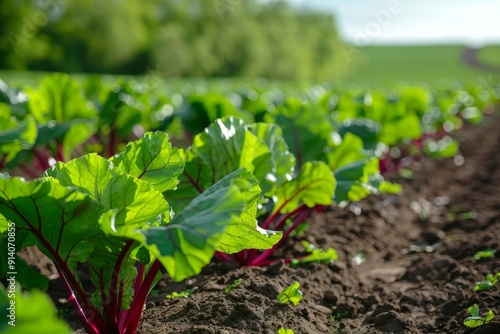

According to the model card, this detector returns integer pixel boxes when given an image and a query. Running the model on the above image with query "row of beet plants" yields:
[0,73,496,333]
[0,73,497,178]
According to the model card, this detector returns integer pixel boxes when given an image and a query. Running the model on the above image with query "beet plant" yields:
[0,131,264,334]
[164,116,395,266]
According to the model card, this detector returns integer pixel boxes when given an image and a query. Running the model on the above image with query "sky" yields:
[286,0,500,46]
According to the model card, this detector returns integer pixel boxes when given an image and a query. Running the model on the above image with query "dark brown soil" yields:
[23,115,500,334]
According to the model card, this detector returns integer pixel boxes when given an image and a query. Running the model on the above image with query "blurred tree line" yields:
[0,0,348,80]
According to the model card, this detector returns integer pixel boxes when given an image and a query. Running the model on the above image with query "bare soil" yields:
[23,115,500,334]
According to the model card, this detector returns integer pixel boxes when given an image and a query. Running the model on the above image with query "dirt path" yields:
[461,47,500,73]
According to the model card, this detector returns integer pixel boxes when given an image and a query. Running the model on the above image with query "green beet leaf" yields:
[111,131,184,193]
[34,120,96,162]
[180,94,251,134]
[291,242,338,266]
[46,154,169,228]
[472,249,496,261]
[0,283,71,334]
[0,115,37,164]
[272,161,335,214]
[334,158,400,203]
[475,273,499,292]
[138,168,255,280]
[26,73,97,161]
[1,134,255,333]
[165,117,282,253]
[45,153,170,310]
[380,113,422,146]
[423,137,459,159]
[0,232,48,290]
[245,122,296,193]
[270,98,333,165]
[0,174,101,271]
[179,117,271,199]
[326,132,367,171]
[27,73,97,124]
[337,118,381,151]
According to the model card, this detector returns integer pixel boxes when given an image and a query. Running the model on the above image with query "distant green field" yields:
[2,45,499,88]
[478,45,500,67]
[340,45,500,85]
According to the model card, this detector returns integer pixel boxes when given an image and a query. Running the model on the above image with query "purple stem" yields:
[56,140,66,162]
[0,154,6,170]
[120,260,163,334]
[214,251,234,262]
[107,129,117,158]
[109,240,135,327]
[56,267,102,334]
[249,207,314,266]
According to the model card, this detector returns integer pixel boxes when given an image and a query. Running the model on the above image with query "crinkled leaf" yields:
[270,99,333,164]
[165,118,281,254]
[277,281,303,306]
[273,161,335,213]
[213,169,281,254]
[46,154,169,228]
[46,154,169,310]
[0,174,100,276]
[167,117,272,210]
[111,131,184,192]
[246,122,296,191]
[138,169,253,281]
[0,283,71,334]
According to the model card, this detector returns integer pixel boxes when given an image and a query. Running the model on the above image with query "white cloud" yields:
[285,0,500,45]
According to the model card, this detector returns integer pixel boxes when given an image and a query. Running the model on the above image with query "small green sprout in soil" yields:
[330,305,350,321]
[290,242,338,266]
[224,278,244,293]
[277,281,303,306]
[277,328,294,334]
[475,273,500,292]
[472,249,497,261]
[463,304,495,328]
[166,287,198,299]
